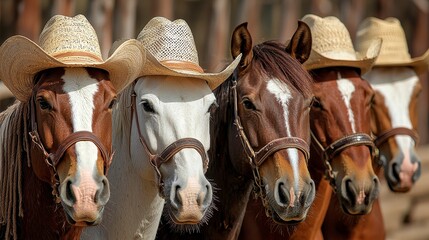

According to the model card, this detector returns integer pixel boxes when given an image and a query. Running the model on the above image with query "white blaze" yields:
[62,68,99,178]
[267,78,299,189]
[336,72,356,133]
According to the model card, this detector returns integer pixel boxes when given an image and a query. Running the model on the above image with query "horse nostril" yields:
[95,177,110,205]
[65,180,76,204]
[201,183,213,208]
[343,178,356,204]
[391,162,401,183]
[276,182,289,205]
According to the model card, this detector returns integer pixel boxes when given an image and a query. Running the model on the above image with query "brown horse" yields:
[321,67,423,240]
[239,67,380,240]
[156,22,314,239]
[0,67,116,239]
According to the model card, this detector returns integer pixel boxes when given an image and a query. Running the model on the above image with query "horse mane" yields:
[0,101,29,240]
[252,41,313,98]
[112,82,134,151]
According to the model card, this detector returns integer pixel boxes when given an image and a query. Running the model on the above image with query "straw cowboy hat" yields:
[136,17,241,90]
[301,14,382,74]
[356,17,429,75]
[0,14,146,102]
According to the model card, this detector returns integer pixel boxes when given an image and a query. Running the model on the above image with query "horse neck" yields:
[199,85,254,238]
[21,147,82,239]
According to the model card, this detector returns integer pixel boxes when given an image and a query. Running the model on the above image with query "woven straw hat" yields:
[137,17,241,90]
[0,14,146,102]
[301,14,382,74]
[356,17,429,74]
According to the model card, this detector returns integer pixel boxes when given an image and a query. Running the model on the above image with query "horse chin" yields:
[62,205,103,227]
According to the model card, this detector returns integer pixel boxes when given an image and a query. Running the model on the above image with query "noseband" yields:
[28,93,112,202]
[230,71,310,214]
[374,127,419,166]
[310,131,377,191]
[130,82,209,198]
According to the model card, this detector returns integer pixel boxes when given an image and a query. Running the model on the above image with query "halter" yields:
[230,70,310,215]
[374,127,419,153]
[310,131,377,192]
[28,92,112,202]
[130,82,209,198]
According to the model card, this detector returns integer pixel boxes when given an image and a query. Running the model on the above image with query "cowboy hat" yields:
[0,14,146,102]
[301,14,382,74]
[356,17,429,75]
[137,17,241,90]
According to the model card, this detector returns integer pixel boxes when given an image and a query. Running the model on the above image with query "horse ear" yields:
[285,21,312,64]
[231,22,253,70]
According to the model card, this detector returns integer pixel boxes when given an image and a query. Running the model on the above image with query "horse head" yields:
[228,22,315,223]
[310,67,379,215]
[129,75,216,229]
[29,67,116,226]
[366,67,421,192]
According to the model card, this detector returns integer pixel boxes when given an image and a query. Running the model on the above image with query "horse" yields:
[0,67,116,239]
[156,21,315,240]
[82,57,221,239]
[321,66,423,239]
[238,66,381,240]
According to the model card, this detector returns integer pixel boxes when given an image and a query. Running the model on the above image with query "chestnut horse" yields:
[239,67,380,240]
[156,22,315,239]
[321,67,423,239]
[0,67,116,239]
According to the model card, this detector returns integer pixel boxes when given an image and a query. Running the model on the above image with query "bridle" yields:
[310,130,378,192]
[130,81,209,198]
[230,70,310,214]
[28,92,112,202]
[374,127,419,165]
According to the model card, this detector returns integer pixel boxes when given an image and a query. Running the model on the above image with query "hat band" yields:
[160,60,204,73]
[51,51,104,62]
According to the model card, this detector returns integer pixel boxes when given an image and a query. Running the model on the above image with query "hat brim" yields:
[0,36,145,102]
[304,39,382,74]
[374,49,429,75]
[140,51,242,90]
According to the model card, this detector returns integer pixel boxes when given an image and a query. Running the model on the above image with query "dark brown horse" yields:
[239,67,380,240]
[156,22,314,239]
[0,67,116,239]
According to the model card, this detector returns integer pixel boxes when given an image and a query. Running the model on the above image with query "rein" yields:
[310,131,377,192]
[230,70,310,216]
[28,93,112,202]
[130,82,209,198]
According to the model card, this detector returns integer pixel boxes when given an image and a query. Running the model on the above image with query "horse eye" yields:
[141,100,155,113]
[242,98,256,110]
[37,98,52,110]
[108,98,117,109]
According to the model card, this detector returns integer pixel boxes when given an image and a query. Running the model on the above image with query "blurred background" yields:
[1,0,429,239]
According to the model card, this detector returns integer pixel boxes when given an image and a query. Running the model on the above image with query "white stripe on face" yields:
[364,68,418,156]
[336,72,356,133]
[62,68,99,177]
[266,78,299,189]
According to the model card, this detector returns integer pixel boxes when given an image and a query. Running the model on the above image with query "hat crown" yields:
[39,14,103,62]
[137,17,199,65]
[356,17,411,63]
[302,14,357,60]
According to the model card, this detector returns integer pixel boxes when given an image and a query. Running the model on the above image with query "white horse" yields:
[365,67,422,192]
[83,75,217,239]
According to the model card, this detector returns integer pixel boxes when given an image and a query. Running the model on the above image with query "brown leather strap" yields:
[254,137,310,167]
[324,133,375,160]
[49,131,111,171]
[374,127,419,147]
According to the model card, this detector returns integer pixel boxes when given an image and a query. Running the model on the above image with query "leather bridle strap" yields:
[374,127,419,147]
[254,137,310,166]
[130,84,209,197]
[310,131,376,191]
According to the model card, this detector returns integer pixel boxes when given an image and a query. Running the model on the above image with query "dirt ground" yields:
[381,145,429,240]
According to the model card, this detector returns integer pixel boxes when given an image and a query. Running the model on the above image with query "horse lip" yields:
[62,204,103,226]
[168,211,200,225]
[271,208,304,225]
